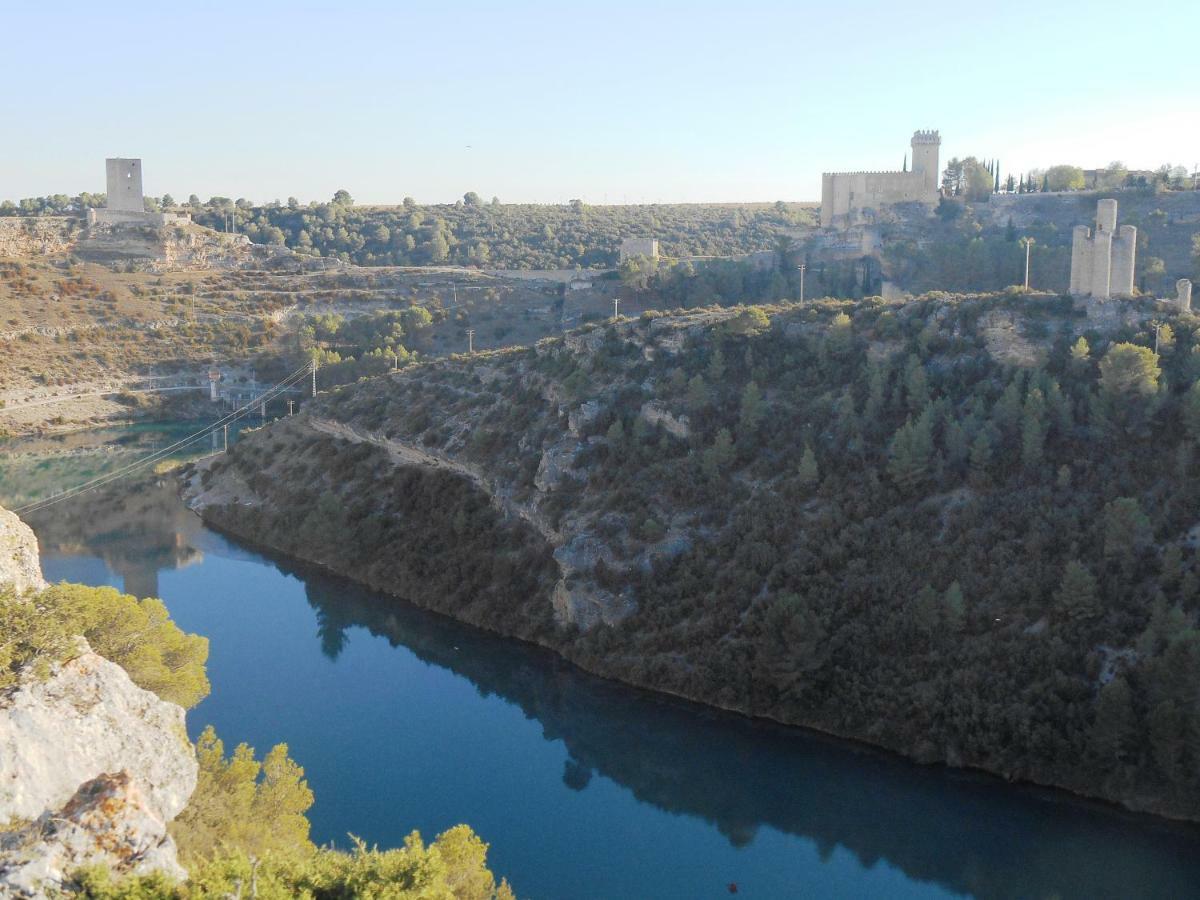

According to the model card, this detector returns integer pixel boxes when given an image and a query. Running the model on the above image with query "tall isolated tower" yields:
[105,159,144,212]
[909,131,941,195]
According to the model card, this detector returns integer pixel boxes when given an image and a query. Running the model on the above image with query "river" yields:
[3,425,1200,899]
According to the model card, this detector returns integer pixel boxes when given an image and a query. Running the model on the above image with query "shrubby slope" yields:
[193,290,1200,820]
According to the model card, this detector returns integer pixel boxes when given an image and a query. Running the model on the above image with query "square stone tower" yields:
[105,158,144,213]
[909,130,941,195]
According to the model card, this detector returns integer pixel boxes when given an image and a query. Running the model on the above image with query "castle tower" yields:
[910,131,941,195]
[1069,199,1136,300]
[105,158,144,212]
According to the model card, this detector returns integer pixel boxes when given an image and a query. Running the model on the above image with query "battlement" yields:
[822,170,922,177]
[911,130,941,143]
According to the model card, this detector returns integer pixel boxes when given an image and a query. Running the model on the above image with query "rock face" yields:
[0,650,196,827]
[0,506,47,594]
[0,505,196,895]
[0,773,186,895]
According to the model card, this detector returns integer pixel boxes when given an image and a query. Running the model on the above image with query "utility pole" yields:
[288,400,295,416]
[467,329,475,354]
[311,360,317,397]
[222,424,228,452]
[1022,237,1035,290]
[612,297,620,320]
[798,264,806,303]
[452,283,457,307]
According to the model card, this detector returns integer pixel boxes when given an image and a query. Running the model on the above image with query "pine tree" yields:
[1021,387,1047,470]
[1055,560,1100,622]
[738,381,764,443]
[702,428,735,478]
[943,581,966,632]
[797,445,820,488]
[1092,677,1135,763]
[969,428,994,483]
[1070,336,1091,371]
[903,354,929,412]
[888,410,934,490]
[1103,497,1152,562]
[686,375,709,412]
[1182,381,1200,441]
[708,345,726,382]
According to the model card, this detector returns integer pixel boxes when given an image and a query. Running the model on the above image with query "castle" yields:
[86,158,190,228]
[820,131,941,229]
[1069,199,1136,299]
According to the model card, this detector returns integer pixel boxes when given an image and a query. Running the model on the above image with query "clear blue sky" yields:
[3,0,1196,205]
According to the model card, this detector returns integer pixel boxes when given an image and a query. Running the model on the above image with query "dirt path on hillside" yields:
[307,416,563,545]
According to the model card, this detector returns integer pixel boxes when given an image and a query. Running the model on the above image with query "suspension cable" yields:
[15,362,315,516]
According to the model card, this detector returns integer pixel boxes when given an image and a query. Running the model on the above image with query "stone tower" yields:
[105,159,144,213]
[1178,279,1193,313]
[1070,198,1136,299]
[909,130,941,195]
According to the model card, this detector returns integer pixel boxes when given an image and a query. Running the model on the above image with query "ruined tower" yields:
[1069,199,1136,299]
[105,158,144,213]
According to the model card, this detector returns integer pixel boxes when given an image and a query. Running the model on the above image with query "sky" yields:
[3,0,1197,206]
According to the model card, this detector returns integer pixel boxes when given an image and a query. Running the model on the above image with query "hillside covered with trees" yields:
[192,289,1200,823]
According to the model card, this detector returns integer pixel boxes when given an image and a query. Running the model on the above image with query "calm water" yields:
[4,426,1200,899]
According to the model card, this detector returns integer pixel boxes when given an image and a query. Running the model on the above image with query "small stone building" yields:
[1069,199,1136,299]
[618,237,660,264]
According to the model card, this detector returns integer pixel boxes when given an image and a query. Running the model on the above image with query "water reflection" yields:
[284,560,1200,900]
[6,437,1200,900]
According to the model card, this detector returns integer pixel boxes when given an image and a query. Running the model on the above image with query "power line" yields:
[16,362,314,516]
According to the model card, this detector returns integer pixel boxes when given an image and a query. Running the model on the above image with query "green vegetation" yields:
[1,580,512,897]
[207,290,1200,820]
[187,196,813,268]
[69,727,511,899]
[0,583,208,707]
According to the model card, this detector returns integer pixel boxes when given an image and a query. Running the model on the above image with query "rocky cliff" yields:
[0,507,46,595]
[0,507,196,896]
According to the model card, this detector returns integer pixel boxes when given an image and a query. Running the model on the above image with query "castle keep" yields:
[1069,199,1136,299]
[820,131,941,229]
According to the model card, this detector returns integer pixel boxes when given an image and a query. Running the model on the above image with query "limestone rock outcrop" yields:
[0,650,196,827]
[0,773,187,896]
[0,506,47,594]
[0,505,197,895]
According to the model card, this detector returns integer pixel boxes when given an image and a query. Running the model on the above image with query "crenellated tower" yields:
[909,130,941,195]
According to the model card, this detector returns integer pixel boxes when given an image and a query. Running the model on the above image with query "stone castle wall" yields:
[820,131,940,229]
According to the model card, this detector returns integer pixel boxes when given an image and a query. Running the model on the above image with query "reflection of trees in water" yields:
[281,556,1200,900]
[24,476,204,597]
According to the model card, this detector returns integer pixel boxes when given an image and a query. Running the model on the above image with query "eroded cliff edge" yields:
[0,507,197,896]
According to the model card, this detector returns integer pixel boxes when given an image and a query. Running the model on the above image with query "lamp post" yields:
[1021,237,1035,290]
[798,263,806,303]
